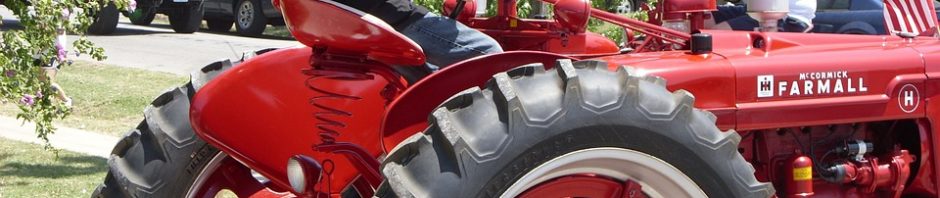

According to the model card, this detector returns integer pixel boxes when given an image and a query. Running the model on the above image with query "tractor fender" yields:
[837,21,879,35]
[191,46,400,193]
[382,51,573,152]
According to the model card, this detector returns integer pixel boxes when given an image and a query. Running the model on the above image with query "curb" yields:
[0,116,117,158]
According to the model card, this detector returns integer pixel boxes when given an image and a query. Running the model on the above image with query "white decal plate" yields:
[898,84,920,113]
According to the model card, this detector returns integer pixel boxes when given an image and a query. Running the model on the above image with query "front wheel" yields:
[168,2,204,33]
[92,50,279,197]
[206,18,234,32]
[380,60,775,197]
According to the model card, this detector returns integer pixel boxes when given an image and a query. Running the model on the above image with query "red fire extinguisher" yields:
[788,154,814,197]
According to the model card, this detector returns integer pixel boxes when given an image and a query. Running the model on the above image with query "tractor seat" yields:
[275,0,427,66]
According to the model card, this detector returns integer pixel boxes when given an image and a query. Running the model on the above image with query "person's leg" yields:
[400,13,503,70]
[724,15,760,31]
[780,17,812,32]
[41,66,71,107]
[707,4,748,30]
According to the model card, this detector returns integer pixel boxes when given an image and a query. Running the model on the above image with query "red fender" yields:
[191,46,403,194]
[382,51,574,152]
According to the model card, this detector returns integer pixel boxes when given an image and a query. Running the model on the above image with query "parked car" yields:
[89,0,204,34]
[203,0,284,37]
[812,0,940,34]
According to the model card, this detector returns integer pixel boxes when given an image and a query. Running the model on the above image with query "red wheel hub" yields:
[519,174,648,198]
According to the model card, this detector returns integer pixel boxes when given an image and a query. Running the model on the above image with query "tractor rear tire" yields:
[169,3,204,33]
[91,49,273,197]
[379,60,775,198]
[88,2,119,35]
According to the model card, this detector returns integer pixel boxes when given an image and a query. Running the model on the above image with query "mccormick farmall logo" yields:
[757,71,868,98]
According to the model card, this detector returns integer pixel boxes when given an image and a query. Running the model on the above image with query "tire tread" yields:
[381,60,775,198]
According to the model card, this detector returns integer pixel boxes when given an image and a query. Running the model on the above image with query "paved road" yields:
[1,8,300,75]
[0,7,299,156]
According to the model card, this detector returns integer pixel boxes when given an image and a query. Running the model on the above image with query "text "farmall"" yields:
[757,71,868,98]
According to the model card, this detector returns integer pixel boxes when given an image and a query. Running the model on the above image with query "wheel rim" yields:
[238,1,255,28]
[618,1,633,13]
[502,147,706,198]
[185,152,290,198]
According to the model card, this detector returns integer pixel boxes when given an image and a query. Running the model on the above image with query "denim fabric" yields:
[713,5,811,32]
[401,13,503,70]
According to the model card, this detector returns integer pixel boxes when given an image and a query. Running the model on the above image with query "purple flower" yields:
[56,42,67,61]
[61,8,71,19]
[3,70,14,78]
[35,91,43,99]
[20,95,35,106]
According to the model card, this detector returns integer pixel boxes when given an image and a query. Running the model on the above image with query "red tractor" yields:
[91,0,940,197]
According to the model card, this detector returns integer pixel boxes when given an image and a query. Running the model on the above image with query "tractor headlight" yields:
[286,155,322,195]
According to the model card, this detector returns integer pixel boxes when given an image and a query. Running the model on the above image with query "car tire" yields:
[234,0,268,37]
[88,2,119,35]
[128,8,156,26]
[169,2,204,33]
[380,60,775,198]
[206,19,234,32]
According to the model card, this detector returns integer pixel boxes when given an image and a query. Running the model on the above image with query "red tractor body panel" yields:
[190,46,399,193]
[598,31,937,196]
[185,0,940,196]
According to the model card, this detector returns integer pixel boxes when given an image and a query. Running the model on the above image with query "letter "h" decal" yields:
[899,84,919,113]
[904,91,914,107]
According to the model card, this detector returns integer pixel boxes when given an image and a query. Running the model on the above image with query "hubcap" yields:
[185,152,290,198]
[502,147,706,198]
[238,1,255,28]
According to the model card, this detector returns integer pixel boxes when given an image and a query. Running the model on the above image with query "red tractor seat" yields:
[274,0,427,66]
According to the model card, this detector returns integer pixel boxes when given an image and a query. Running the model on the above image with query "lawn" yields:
[0,137,107,197]
[0,61,188,136]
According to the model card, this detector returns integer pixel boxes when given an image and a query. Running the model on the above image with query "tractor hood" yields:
[594,30,928,130]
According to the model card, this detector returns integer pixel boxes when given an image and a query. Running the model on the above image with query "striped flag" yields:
[884,0,939,36]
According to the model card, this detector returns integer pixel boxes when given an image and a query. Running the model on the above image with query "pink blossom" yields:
[56,42,67,61]
[61,8,70,19]
[20,95,35,106]
[3,70,14,78]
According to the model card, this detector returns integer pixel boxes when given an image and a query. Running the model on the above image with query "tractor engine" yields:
[740,121,925,197]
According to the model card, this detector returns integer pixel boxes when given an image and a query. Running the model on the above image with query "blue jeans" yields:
[713,5,810,32]
[400,13,503,70]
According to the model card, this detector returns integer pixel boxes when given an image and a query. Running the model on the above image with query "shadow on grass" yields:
[0,155,107,180]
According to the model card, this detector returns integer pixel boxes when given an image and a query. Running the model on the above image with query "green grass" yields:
[0,61,188,136]
[0,138,107,197]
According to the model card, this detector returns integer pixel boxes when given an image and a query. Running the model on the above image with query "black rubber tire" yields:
[168,2,204,33]
[234,0,267,37]
[206,18,234,32]
[91,49,275,197]
[88,2,119,35]
[128,8,156,26]
[380,60,775,198]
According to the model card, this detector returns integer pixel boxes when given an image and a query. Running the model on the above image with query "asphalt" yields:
[1,7,300,75]
[0,7,299,156]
